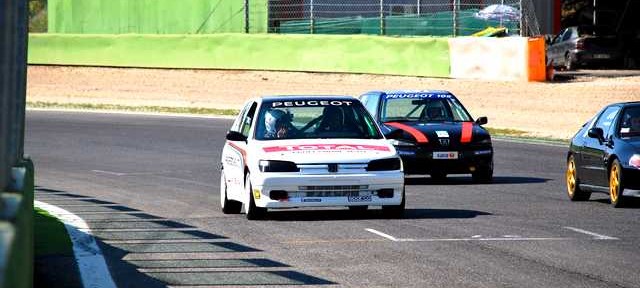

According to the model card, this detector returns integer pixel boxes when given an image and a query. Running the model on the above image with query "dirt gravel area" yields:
[27,65,640,139]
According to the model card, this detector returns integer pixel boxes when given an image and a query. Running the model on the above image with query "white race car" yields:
[220,96,405,220]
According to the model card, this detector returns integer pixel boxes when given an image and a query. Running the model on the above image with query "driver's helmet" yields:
[264,109,291,137]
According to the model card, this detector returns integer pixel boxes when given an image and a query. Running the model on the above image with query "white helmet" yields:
[264,109,290,136]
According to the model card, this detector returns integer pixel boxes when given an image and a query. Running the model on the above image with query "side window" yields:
[240,102,257,138]
[562,29,573,41]
[231,103,251,132]
[594,106,621,138]
[364,95,379,118]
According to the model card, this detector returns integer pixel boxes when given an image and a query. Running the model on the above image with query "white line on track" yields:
[365,228,399,241]
[564,226,619,240]
[35,201,117,288]
[92,169,126,176]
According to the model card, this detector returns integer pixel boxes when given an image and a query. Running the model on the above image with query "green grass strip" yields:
[34,207,73,256]
[27,101,239,116]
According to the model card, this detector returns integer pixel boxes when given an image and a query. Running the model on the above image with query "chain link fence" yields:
[268,0,540,36]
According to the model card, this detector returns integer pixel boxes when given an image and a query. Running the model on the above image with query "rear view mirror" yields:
[226,131,247,142]
[587,127,604,141]
[475,117,488,125]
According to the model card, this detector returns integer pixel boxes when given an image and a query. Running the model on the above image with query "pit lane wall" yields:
[28,33,545,81]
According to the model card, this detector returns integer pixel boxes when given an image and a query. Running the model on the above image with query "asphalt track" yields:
[27,111,640,288]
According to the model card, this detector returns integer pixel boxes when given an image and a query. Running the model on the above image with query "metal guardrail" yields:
[0,0,32,287]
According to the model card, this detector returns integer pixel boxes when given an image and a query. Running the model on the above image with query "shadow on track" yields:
[591,197,640,209]
[35,186,335,287]
[405,176,550,186]
[266,208,492,221]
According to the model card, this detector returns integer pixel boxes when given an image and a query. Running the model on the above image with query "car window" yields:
[231,102,251,132]
[594,106,621,138]
[364,94,379,117]
[240,102,257,138]
[562,29,573,41]
[619,106,640,137]
[254,99,382,140]
[380,94,472,122]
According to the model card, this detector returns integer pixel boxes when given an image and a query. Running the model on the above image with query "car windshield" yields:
[380,94,473,123]
[255,99,383,140]
[619,106,640,137]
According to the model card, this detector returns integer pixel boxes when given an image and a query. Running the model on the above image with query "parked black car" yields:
[566,102,640,207]
[547,26,624,70]
[360,90,493,183]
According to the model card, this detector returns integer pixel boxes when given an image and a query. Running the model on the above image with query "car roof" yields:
[258,95,356,101]
[363,90,455,96]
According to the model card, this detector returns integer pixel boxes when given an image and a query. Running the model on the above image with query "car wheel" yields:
[564,53,574,71]
[220,171,242,214]
[609,159,626,208]
[566,155,591,201]
[245,173,267,220]
[430,172,447,182]
[382,189,405,219]
[472,161,493,184]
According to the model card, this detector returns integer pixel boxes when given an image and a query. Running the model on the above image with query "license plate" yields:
[348,195,372,202]
[433,151,459,159]
[594,54,610,59]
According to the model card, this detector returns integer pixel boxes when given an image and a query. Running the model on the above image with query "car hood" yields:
[381,121,489,145]
[251,138,397,164]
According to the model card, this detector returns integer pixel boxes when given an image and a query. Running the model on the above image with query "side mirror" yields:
[226,131,247,142]
[475,117,488,125]
[587,127,604,141]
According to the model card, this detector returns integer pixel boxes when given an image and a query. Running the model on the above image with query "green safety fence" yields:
[28,33,451,78]
[278,10,519,37]
[48,0,268,34]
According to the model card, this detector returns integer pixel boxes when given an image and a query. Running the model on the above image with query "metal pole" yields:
[500,0,504,27]
[593,0,597,27]
[380,0,385,35]
[310,0,315,34]
[452,0,458,36]
[417,0,421,15]
[519,0,524,36]
[244,0,249,33]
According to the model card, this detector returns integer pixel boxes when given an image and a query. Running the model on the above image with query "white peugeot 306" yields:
[220,96,405,220]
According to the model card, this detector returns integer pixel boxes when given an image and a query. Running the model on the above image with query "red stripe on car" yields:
[461,122,473,143]
[385,122,429,143]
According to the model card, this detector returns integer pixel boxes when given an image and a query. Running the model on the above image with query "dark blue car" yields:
[360,90,493,183]
[566,102,640,207]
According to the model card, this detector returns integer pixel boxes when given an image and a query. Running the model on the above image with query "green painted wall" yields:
[47,0,268,34]
[28,33,451,78]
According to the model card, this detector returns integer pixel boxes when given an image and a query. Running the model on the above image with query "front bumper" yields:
[251,171,404,209]
[395,147,493,175]
[623,167,640,190]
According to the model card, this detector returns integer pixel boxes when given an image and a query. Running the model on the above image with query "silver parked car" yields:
[547,26,623,70]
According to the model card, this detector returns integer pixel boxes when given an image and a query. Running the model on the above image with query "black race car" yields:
[566,102,640,207]
[360,90,493,183]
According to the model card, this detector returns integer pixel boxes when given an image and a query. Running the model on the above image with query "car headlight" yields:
[259,160,299,172]
[630,155,640,169]
[367,158,401,171]
[388,139,416,147]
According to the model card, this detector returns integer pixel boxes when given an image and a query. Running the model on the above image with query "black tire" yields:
[564,53,574,71]
[566,155,591,201]
[609,159,626,208]
[382,190,405,219]
[220,171,241,214]
[430,172,447,182]
[472,161,494,184]
[245,173,267,220]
